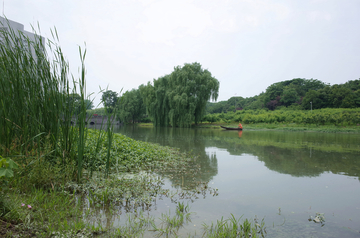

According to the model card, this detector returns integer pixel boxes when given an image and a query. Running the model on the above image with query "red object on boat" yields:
[220,126,243,130]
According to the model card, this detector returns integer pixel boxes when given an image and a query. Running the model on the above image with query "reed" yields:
[202,214,266,238]
[0,19,89,182]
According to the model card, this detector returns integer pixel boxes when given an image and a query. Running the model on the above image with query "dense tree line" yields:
[93,75,359,125]
[206,78,360,114]
[301,81,360,109]
[98,62,218,126]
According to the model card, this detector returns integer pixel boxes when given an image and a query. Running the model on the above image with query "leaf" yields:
[0,158,6,167]
[0,167,14,178]
[6,158,19,169]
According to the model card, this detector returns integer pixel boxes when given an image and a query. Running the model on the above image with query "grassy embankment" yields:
[197,108,360,133]
[0,23,264,237]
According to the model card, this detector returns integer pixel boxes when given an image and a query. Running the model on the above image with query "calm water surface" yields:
[110,126,360,237]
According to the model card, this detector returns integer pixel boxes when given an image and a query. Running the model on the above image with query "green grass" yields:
[202,214,266,238]
[1,188,90,237]
[0,19,94,183]
[196,122,360,133]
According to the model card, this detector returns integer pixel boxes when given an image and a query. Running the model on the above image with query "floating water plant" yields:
[308,212,325,226]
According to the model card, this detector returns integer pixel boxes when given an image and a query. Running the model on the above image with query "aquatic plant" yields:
[150,202,193,237]
[308,212,325,226]
[0,19,91,183]
[202,214,266,238]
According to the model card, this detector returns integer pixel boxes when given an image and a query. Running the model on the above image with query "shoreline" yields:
[135,122,360,133]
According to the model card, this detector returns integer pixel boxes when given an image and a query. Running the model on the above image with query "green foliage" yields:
[302,82,360,109]
[87,107,107,116]
[202,214,266,238]
[0,24,68,156]
[202,108,360,126]
[141,62,219,127]
[0,156,18,179]
[2,188,89,237]
[206,78,359,114]
[0,20,92,184]
[150,202,192,237]
[0,155,18,200]
[206,94,265,114]
[66,93,93,115]
[102,90,118,113]
[263,78,327,110]
[343,79,360,91]
[280,85,300,107]
[83,129,193,172]
[118,88,147,123]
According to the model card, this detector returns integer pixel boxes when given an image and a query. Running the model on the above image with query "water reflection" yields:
[112,126,219,187]
[114,126,360,181]
[96,125,360,237]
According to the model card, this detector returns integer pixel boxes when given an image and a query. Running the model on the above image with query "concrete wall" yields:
[71,115,119,126]
[0,16,45,58]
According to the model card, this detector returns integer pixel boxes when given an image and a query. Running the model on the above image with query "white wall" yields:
[0,16,45,58]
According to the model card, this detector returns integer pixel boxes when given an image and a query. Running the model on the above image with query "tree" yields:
[118,88,146,123]
[141,62,219,127]
[66,94,94,114]
[102,90,118,113]
[84,99,94,110]
[302,86,332,109]
[280,85,300,107]
[330,85,353,108]
[343,79,360,91]
[263,78,327,110]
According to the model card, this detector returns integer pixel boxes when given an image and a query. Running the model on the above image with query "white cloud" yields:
[137,0,212,45]
[307,10,332,21]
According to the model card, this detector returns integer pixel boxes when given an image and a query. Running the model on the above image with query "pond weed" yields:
[202,214,266,238]
[150,203,193,237]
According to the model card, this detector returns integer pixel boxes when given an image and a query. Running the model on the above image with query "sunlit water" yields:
[93,126,360,237]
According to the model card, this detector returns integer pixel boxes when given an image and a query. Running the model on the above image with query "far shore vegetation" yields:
[88,77,360,133]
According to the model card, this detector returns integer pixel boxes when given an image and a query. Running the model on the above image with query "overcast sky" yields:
[2,0,360,106]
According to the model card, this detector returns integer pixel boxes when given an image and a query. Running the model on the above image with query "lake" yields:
[103,126,360,237]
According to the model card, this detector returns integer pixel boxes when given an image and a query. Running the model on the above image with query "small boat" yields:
[220,126,243,130]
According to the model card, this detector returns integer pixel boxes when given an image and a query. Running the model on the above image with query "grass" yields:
[202,214,266,238]
[0,18,92,183]
[150,202,192,237]
[0,18,103,237]
[1,188,89,237]
[196,122,360,133]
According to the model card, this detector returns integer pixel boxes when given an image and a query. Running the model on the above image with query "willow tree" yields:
[141,62,219,127]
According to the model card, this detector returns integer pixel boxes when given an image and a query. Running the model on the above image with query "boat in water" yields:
[220,126,243,130]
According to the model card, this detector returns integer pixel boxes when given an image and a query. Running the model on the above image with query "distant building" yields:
[0,16,45,58]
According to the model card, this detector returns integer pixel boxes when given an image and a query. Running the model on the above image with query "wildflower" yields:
[27,205,32,209]
[21,203,25,207]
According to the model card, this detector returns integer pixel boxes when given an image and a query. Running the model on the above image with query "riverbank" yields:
[0,130,190,236]
[194,122,360,133]
[1,129,263,237]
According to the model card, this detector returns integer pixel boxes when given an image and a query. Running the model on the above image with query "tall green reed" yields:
[0,18,88,182]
